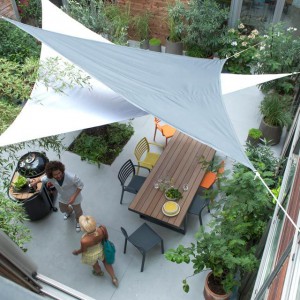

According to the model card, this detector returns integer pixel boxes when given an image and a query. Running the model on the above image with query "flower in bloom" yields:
[238,23,245,29]
[231,41,238,46]
[239,35,246,40]
[251,29,259,35]
[228,28,235,33]
[242,42,248,46]
[248,34,255,39]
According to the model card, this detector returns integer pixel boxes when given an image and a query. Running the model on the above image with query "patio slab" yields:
[22,85,284,300]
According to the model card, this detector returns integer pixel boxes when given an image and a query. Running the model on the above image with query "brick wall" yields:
[0,0,20,20]
[117,0,187,45]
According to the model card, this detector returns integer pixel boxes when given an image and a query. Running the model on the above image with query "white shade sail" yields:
[0,0,294,170]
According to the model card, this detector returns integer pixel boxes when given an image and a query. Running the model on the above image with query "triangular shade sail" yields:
[0,1,293,171]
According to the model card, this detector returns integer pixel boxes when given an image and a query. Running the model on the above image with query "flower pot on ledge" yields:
[165,37,183,55]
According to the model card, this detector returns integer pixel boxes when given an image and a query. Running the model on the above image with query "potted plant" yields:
[165,0,185,55]
[132,10,152,49]
[183,0,229,58]
[250,22,300,95]
[149,37,162,52]
[246,128,262,146]
[13,175,28,192]
[259,92,293,145]
[165,187,182,201]
[165,225,258,299]
[165,142,279,298]
[218,23,261,74]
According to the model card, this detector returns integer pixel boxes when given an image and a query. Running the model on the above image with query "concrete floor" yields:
[23,85,284,300]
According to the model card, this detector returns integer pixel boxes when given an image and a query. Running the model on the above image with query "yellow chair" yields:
[153,117,176,146]
[134,137,163,173]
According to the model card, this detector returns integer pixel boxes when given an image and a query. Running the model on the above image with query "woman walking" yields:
[72,215,118,287]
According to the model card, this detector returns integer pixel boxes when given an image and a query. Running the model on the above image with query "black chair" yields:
[188,188,210,226]
[118,159,150,204]
[121,223,164,272]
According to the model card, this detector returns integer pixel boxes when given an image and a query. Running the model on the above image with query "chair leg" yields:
[123,238,127,254]
[141,252,146,272]
[136,165,140,175]
[199,213,203,226]
[153,127,157,141]
[161,239,164,254]
[120,189,125,204]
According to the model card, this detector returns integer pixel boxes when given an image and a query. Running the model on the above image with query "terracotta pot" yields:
[203,272,231,300]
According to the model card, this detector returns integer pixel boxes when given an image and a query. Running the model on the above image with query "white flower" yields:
[238,23,245,29]
[251,29,259,35]
[242,42,248,46]
[287,27,294,31]
[228,28,235,33]
[231,41,238,46]
[263,35,269,38]
[248,34,255,39]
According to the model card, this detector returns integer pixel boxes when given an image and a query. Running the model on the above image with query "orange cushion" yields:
[200,172,217,189]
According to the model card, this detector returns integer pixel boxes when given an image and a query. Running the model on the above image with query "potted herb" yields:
[246,128,262,146]
[13,175,28,192]
[259,92,293,145]
[132,10,152,49]
[165,187,182,201]
[149,37,162,52]
[165,0,185,55]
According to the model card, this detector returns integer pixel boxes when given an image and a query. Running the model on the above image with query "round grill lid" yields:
[17,152,49,178]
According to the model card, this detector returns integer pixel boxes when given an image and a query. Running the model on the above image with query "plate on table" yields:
[162,201,180,217]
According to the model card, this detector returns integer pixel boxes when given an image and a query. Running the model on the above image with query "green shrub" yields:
[248,128,262,139]
[0,57,39,103]
[0,193,31,251]
[149,38,161,46]
[17,0,42,27]
[69,122,134,166]
[0,20,41,64]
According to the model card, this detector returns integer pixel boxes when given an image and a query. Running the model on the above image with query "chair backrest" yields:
[120,227,128,239]
[154,117,163,133]
[217,161,225,175]
[118,160,135,186]
[134,137,150,161]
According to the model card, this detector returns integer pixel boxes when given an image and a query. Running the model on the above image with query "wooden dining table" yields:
[128,131,216,234]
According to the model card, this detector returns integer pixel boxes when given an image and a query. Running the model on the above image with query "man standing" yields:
[30,161,84,232]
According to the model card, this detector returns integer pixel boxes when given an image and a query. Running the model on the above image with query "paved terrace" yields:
[22,86,284,300]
